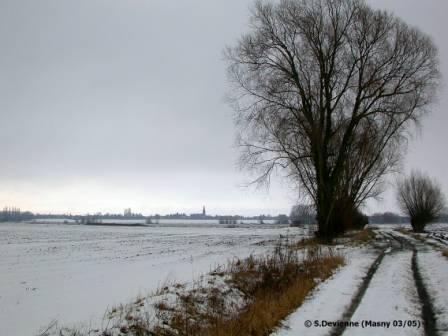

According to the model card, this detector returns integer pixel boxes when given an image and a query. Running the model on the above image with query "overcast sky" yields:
[0,0,447,216]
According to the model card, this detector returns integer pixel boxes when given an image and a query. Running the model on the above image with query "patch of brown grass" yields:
[52,239,344,336]
[154,300,173,312]
[203,249,344,336]
[396,228,409,234]
[397,228,448,251]
[150,241,344,336]
[442,249,448,259]
[353,228,376,243]
[344,228,376,246]
[294,236,321,249]
[295,229,373,248]
[396,228,423,240]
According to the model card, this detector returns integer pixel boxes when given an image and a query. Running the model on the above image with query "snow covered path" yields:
[273,248,378,336]
[418,251,448,334]
[275,227,448,336]
[416,245,448,334]
[344,250,422,336]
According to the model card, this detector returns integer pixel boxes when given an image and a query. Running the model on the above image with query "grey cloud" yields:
[0,0,447,215]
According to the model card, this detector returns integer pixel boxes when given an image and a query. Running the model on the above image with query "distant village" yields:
[0,205,290,225]
[2,205,447,225]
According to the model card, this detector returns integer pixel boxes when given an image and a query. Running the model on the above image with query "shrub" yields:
[397,171,445,232]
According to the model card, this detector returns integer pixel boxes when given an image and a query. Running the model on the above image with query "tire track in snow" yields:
[391,232,439,336]
[411,249,438,336]
[331,231,428,336]
[275,230,443,336]
[329,247,387,336]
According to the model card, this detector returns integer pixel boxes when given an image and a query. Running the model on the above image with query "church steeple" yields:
[202,205,206,216]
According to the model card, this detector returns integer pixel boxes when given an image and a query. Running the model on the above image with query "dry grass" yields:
[396,228,418,238]
[202,247,344,336]
[442,249,448,259]
[51,238,344,336]
[294,236,322,249]
[396,228,409,234]
[149,240,344,336]
[352,228,376,243]
[341,228,376,246]
[295,228,376,249]
[397,228,436,244]
[396,228,425,241]
[411,233,426,242]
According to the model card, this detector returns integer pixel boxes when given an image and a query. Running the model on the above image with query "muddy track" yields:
[328,248,387,336]
[330,231,439,336]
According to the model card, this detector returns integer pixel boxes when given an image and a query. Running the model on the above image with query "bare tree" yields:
[290,204,315,226]
[225,0,439,238]
[397,171,445,232]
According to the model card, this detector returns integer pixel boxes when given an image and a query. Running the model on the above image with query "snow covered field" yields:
[0,222,304,336]
[2,222,447,336]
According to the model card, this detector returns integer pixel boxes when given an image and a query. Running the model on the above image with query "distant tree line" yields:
[369,212,408,225]
[0,207,34,222]
[3,203,446,228]
[0,208,292,224]
[289,204,447,227]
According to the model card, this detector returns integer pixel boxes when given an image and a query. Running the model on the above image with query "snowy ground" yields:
[275,224,448,336]
[344,250,422,336]
[2,222,447,336]
[418,252,448,333]
[273,247,378,336]
[0,222,305,336]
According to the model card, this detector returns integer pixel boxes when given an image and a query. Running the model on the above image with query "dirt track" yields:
[330,230,443,336]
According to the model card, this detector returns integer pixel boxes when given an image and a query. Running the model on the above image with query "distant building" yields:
[190,206,207,219]
[124,208,132,217]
